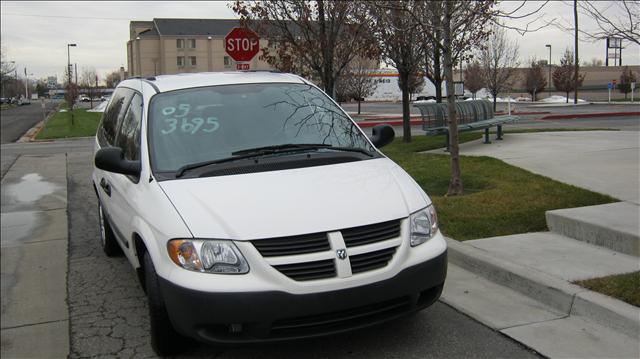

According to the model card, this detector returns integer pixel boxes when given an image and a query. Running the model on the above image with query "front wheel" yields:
[97,201,121,257]
[144,252,183,356]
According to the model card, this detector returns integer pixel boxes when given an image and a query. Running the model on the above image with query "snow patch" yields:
[540,95,587,103]
[87,101,107,112]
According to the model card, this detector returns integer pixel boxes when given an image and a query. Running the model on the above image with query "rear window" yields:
[148,83,372,172]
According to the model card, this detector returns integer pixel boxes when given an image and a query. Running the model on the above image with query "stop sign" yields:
[225,27,260,62]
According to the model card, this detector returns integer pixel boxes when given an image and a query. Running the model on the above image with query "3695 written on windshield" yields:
[160,104,220,135]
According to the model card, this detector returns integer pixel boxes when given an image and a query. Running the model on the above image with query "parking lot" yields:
[1,100,637,358]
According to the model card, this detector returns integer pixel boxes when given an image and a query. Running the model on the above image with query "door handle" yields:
[100,178,111,197]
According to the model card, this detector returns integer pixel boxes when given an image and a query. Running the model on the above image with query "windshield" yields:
[148,83,374,172]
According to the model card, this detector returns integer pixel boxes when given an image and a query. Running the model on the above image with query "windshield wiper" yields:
[175,144,325,178]
[232,143,374,157]
[175,154,257,178]
[231,143,332,156]
[176,144,374,178]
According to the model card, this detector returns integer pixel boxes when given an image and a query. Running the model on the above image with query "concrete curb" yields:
[546,203,640,256]
[445,238,640,339]
[540,111,640,120]
[17,102,60,142]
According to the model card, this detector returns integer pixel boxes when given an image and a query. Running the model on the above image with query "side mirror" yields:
[95,147,141,177]
[370,124,395,148]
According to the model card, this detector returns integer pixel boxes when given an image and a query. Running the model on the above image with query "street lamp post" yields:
[545,44,552,98]
[67,44,77,86]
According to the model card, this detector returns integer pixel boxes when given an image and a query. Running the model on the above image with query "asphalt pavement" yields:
[0,100,59,144]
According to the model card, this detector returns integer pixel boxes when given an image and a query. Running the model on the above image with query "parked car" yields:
[79,95,91,102]
[92,72,446,356]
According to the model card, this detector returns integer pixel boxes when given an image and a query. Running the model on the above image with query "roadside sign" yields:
[225,27,260,63]
[631,82,636,90]
[236,63,250,71]
[607,82,613,90]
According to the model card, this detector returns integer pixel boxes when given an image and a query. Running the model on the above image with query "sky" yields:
[1,1,638,83]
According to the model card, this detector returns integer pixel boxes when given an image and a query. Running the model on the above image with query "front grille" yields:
[273,259,336,281]
[252,232,330,257]
[270,295,411,336]
[350,247,396,274]
[342,219,401,247]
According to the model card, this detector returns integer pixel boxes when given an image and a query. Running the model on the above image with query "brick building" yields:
[127,19,274,77]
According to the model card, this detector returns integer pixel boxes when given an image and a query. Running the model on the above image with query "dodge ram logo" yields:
[336,249,347,260]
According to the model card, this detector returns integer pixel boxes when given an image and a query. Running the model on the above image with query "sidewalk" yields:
[434,130,639,358]
[0,154,69,358]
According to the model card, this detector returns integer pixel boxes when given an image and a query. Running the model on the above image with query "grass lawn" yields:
[575,272,640,307]
[381,133,616,240]
[37,108,101,139]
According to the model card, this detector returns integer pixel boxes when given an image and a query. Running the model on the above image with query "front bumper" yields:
[159,250,447,344]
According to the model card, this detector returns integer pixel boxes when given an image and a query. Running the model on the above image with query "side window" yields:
[115,93,143,161]
[98,88,133,146]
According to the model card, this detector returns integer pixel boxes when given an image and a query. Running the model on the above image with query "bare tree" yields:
[553,49,585,103]
[525,58,547,101]
[479,24,520,111]
[232,0,378,99]
[367,1,425,143]
[79,67,98,88]
[418,2,488,104]
[407,1,548,196]
[463,61,484,99]
[582,58,603,67]
[65,83,79,125]
[339,57,378,114]
[397,0,495,195]
[104,70,122,88]
[618,66,636,99]
[79,67,99,106]
[1,47,17,98]
[578,0,640,45]
[399,72,425,101]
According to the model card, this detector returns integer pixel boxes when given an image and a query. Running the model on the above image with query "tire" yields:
[144,252,183,356]
[97,201,121,257]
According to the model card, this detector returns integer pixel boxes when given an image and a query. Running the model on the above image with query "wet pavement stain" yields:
[4,173,60,204]
[0,211,40,246]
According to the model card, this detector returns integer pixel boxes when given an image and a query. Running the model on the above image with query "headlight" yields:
[410,205,438,247]
[167,239,249,274]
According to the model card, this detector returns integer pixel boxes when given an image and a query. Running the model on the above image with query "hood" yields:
[159,158,430,240]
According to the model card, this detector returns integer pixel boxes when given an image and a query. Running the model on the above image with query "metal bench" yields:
[414,100,520,150]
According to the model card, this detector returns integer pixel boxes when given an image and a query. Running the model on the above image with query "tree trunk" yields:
[400,71,412,143]
[566,91,569,103]
[573,0,579,105]
[443,1,463,196]
[357,99,361,114]
[492,92,497,111]
[434,47,443,103]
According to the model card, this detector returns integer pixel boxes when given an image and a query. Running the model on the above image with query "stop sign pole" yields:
[225,27,260,70]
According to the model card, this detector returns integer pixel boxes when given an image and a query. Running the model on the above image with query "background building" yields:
[127,19,274,77]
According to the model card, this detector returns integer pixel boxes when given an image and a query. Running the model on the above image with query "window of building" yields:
[224,56,231,67]
[189,56,197,67]
[176,39,184,49]
[177,56,185,67]
[187,39,196,49]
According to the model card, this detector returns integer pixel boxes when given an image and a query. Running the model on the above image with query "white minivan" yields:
[92,72,446,356]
